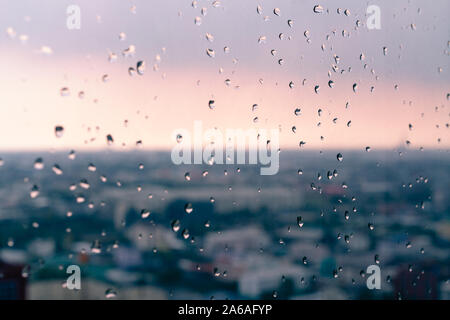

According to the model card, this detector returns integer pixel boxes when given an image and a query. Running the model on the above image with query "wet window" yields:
[0,1,448,300]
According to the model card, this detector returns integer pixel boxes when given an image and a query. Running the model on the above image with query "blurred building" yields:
[0,260,26,300]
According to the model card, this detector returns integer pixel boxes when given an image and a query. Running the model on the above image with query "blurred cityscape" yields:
[0,150,448,300]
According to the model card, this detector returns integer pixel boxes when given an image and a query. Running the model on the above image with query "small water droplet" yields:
[194,16,202,25]
[55,125,64,138]
[30,185,40,199]
[171,220,181,232]
[297,216,304,228]
[105,288,117,299]
[206,48,215,58]
[313,5,324,13]
[184,203,193,214]
[34,157,44,170]
[52,164,63,175]
[182,229,190,239]
[136,60,146,75]
[141,209,150,219]
[106,134,114,146]
[60,87,70,97]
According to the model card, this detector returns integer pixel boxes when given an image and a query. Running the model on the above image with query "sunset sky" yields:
[0,0,448,151]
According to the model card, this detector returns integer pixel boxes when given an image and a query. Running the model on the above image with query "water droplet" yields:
[22,265,30,278]
[102,74,109,82]
[52,164,63,175]
[208,100,215,109]
[313,5,324,13]
[336,153,343,162]
[30,185,39,199]
[136,60,146,75]
[106,134,114,145]
[91,240,101,254]
[206,48,215,58]
[128,67,136,76]
[171,220,181,232]
[122,45,136,57]
[60,87,70,97]
[141,209,150,219]
[68,150,76,160]
[257,5,263,15]
[184,203,193,214]
[87,163,96,173]
[297,216,304,228]
[105,288,117,299]
[205,32,214,42]
[273,8,280,16]
[34,157,44,170]
[182,229,190,239]
[55,125,64,138]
